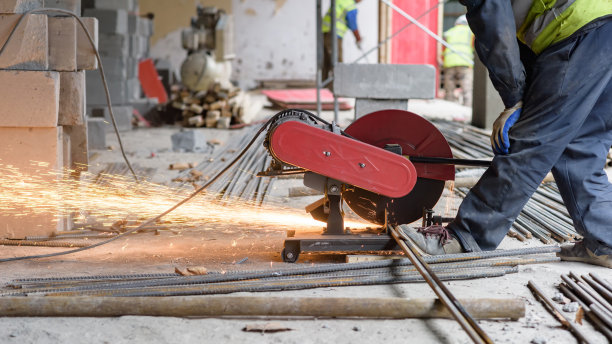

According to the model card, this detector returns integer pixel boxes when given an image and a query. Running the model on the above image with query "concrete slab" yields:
[93,0,133,11]
[334,63,436,99]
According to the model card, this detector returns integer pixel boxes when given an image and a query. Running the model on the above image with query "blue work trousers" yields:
[448,19,612,255]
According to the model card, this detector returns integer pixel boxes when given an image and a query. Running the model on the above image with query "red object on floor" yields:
[138,58,168,104]
[261,88,353,110]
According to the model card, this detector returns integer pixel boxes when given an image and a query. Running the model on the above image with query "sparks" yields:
[0,162,371,232]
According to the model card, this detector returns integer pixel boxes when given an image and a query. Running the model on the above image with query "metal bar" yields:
[591,304,612,330]
[331,0,338,123]
[591,273,612,294]
[559,283,612,341]
[582,275,612,304]
[408,156,491,167]
[390,226,492,344]
[0,296,524,319]
[379,0,473,65]
[316,0,322,115]
[528,280,593,344]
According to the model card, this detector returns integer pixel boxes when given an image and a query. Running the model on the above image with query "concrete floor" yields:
[0,97,610,344]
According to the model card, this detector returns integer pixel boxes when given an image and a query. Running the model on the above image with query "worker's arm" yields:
[346,9,361,43]
[461,0,525,108]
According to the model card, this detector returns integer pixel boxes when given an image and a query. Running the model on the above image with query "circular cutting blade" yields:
[343,110,454,225]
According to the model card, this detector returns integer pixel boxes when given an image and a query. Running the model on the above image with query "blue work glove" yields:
[491,101,522,155]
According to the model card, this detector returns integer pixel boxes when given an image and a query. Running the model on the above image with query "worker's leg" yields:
[551,68,612,256]
[460,67,473,107]
[322,32,332,85]
[447,19,612,251]
[443,67,457,102]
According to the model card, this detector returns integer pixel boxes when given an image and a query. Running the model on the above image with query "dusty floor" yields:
[0,97,610,344]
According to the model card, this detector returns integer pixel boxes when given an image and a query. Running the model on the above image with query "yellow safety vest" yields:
[322,0,356,38]
[443,24,474,68]
[514,0,612,54]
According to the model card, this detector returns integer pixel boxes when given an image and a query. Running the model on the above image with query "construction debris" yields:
[166,83,246,128]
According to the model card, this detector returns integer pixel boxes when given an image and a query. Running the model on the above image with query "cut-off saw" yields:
[259,109,490,262]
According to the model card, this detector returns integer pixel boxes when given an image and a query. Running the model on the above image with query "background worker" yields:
[321,0,362,88]
[404,0,612,268]
[441,15,474,107]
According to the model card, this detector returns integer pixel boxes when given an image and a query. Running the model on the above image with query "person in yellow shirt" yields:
[442,15,474,107]
[321,0,362,87]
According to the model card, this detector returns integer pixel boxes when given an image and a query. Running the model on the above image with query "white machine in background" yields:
[180,6,234,91]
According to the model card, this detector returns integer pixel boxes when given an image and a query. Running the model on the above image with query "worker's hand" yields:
[491,101,522,155]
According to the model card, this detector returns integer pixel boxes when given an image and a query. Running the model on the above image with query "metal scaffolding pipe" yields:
[0,296,525,319]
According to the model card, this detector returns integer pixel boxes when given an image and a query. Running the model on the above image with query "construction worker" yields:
[321,0,362,87]
[441,15,474,107]
[403,0,612,268]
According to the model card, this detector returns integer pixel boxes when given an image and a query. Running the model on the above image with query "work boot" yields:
[558,241,612,268]
[398,224,464,255]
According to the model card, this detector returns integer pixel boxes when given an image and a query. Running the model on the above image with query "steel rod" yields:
[528,280,593,344]
[390,225,492,344]
[559,283,612,341]
[0,296,524,319]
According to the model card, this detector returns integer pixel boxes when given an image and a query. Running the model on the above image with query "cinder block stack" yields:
[0,0,98,238]
[82,0,155,134]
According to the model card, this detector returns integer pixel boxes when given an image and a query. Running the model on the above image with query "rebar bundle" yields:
[1,246,560,297]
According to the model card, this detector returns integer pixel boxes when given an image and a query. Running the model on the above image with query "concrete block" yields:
[76,17,98,70]
[85,75,127,105]
[472,56,504,129]
[87,117,106,149]
[62,128,71,170]
[59,71,85,126]
[0,127,63,238]
[82,8,127,34]
[48,17,77,71]
[0,70,59,127]
[0,14,47,70]
[93,0,133,11]
[128,15,151,36]
[44,0,81,15]
[98,33,128,57]
[334,63,436,99]
[63,124,88,175]
[90,105,132,132]
[127,57,138,78]
[89,56,127,78]
[129,34,147,58]
[171,130,207,152]
[354,99,409,119]
[0,0,42,13]
[126,78,140,100]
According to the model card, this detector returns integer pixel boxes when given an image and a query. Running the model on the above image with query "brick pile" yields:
[0,0,98,238]
[82,0,155,142]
